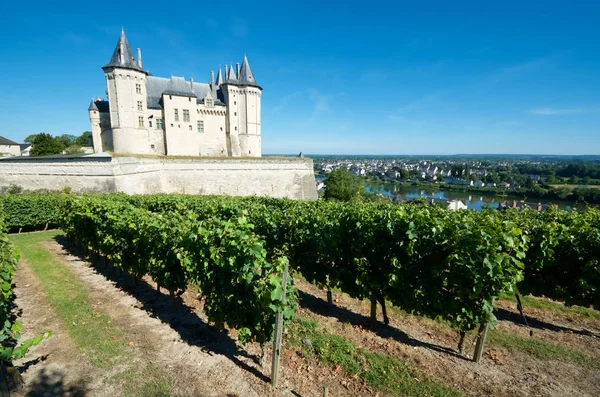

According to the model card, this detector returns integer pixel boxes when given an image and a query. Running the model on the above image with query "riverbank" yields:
[363,177,599,206]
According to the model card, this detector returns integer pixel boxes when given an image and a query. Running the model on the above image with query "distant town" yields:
[312,155,600,206]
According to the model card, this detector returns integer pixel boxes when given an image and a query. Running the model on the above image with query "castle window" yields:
[198,120,204,133]
[206,99,213,108]
[137,101,143,111]
[149,120,153,128]
[235,126,237,131]
[151,144,155,149]
[174,109,179,121]
[189,125,192,131]
[234,112,237,116]
[234,101,236,105]
[138,116,144,127]
[183,109,190,122]
[157,119,163,129]
[136,84,142,94]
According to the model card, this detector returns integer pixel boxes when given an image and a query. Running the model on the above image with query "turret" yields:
[102,29,151,154]
[88,99,103,152]
[221,55,262,157]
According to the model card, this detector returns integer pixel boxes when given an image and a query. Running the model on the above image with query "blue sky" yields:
[1,1,599,155]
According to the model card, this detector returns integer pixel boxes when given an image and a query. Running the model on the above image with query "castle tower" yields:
[237,55,262,157]
[221,56,262,157]
[101,29,150,154]
[88,99,102,152]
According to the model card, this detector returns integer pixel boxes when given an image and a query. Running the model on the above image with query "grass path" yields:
[10,231,173,396]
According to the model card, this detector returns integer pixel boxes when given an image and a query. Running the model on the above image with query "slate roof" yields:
[238,55,259,87]
[88,99,99,111]
[226,64,238,83]
[146,76,225,109]
[0,136,19,146]
[89,99,109,112]
[215,68,224,85]
[102,30,147,74]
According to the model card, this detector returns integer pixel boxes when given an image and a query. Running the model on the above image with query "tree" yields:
[323,168,364,201]
[24,134,40,143]
[30,133,63,156]
[569,175,580,185]
[56,134,77,150]
[64,145,84,155]
[583,176,591,186]
[525,177,535,189]
[75,131,92,147]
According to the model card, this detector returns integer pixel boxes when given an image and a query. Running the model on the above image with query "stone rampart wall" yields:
[0,155,317,200]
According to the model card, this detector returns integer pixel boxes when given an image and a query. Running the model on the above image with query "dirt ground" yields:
[12,235,600,397]
[294,280,600,397]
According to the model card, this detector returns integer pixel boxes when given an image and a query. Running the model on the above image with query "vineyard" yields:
[2,193,600,395]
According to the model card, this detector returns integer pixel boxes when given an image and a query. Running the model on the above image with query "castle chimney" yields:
[210,70,214,85]
[137,48,143,68]
[236,62,240,77]
[190,77,194,89]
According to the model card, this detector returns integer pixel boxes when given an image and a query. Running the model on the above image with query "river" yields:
[316,177,581,211]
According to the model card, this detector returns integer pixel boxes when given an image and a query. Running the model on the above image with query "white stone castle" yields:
[88,30,262,157]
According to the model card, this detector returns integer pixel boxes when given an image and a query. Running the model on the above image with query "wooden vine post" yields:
[473,321,489,363]
[271,262,289,387]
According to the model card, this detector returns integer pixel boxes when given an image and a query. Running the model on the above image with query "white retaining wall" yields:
[0,155,318,200]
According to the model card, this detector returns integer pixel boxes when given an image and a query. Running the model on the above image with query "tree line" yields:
[24,132,92,156]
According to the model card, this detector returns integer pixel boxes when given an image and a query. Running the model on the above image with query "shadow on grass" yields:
[494,307,600,338]
[54,235,270,385]
[297,289,468,361]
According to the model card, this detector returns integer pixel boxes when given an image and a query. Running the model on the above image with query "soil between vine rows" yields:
[12,232,600,397]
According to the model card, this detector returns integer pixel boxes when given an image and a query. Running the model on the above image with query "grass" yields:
[499,293,600,321]
[287,317,462,397]
[10,230,126,367]
[10,231,174,396]
[119,364,173,397]
[488,329,600,370]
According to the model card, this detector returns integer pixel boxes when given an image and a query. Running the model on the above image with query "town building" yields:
[88,30,262,157]
[0,136,21,157]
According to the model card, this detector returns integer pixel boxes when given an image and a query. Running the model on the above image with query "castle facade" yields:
[88,30,262,157]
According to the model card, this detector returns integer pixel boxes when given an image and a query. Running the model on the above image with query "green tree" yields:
[569,175,580,185]
[75,131,92,147]
[23,134,40,143]
[583,176,591,185]
[64,145,84,155]
[323,168,364,201]
[30,133,63,156]
[56,134,77,150]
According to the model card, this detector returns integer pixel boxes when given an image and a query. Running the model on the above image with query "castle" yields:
[88,30,262,157]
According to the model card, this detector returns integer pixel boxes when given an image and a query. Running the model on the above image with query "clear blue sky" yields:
[1,1,599,155]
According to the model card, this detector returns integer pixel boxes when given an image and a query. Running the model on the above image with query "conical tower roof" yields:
[88,99,99,111]
[238,55,259,87]
[226,63,238,82]
[215,67,224,85]
[102,29,146,73]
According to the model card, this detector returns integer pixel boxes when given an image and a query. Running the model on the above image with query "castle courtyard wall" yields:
[0,155,318,200]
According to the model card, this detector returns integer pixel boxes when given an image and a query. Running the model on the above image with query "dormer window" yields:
[205,98,213,108]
